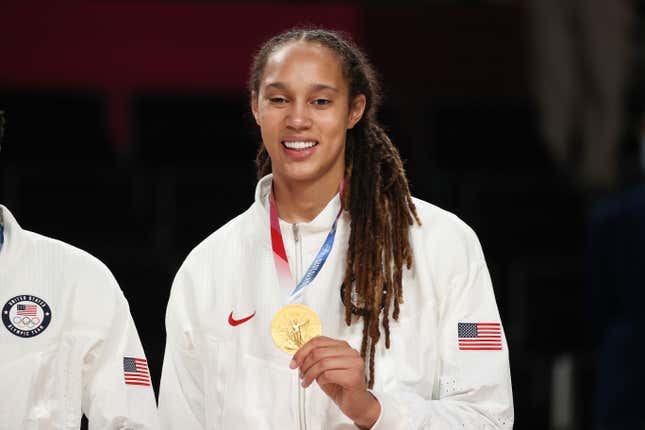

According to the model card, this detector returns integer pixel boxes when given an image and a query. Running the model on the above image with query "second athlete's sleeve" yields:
[79,265,160,429]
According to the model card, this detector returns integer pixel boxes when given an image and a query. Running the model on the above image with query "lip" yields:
[280,137,319,161]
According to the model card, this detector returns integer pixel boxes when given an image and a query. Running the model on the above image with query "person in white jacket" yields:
[159,28,514,429]
[0,115,159,429]
[0,203,160,429]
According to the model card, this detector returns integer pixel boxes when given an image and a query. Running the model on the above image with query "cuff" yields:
[365,390,406,430]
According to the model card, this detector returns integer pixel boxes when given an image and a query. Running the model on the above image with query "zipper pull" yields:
[292,223,299,243]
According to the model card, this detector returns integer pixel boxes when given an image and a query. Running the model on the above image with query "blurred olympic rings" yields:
[12,315,37,328]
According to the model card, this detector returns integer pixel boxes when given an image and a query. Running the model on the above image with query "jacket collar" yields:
[253,174,345,236]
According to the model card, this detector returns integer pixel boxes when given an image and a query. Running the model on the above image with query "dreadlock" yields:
[249,28,420,388]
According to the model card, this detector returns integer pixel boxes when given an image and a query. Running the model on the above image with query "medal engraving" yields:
[271,304,321,354]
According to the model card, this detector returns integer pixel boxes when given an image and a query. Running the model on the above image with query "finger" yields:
[315,369,364,391]
[301,355,364,388]
[302,356,355,388]
[300,345,358,377]
[291,336,349,368]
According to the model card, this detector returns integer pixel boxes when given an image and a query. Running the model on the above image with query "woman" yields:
[159,28,513,429]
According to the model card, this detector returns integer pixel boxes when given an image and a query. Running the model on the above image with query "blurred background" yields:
[1,1,644,429]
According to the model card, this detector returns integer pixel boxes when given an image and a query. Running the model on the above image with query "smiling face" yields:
[252,41,365,187]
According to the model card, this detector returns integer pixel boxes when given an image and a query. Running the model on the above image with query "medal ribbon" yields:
[270,180,344,302]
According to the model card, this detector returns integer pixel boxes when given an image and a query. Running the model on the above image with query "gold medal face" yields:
[271,304,322,354]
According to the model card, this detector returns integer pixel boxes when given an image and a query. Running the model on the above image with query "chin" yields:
[279,171,321,184]
[273,158,344,186]
[274,166,326,184]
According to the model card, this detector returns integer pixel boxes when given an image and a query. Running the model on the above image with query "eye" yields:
[269,97,288,104]
[312,98,332,107]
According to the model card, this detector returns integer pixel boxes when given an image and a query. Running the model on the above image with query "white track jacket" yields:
[159,175,514,429]
[0,205,159,429]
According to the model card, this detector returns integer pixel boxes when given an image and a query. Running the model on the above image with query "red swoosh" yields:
[228,310,256,326]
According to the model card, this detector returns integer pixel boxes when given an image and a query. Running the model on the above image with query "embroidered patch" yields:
[123,357,151,386]
[2,295,52,338]
[458,322,502,350]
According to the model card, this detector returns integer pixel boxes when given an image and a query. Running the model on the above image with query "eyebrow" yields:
[265,82,339,93]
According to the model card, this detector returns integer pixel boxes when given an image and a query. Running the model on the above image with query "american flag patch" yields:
[458,322,502,350]
[123,357,150,386]
[17,303,38,316]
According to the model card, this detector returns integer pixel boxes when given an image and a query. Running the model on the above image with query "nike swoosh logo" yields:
[228,311,256,326]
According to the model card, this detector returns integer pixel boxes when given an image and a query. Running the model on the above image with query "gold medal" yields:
[271,304,322,354]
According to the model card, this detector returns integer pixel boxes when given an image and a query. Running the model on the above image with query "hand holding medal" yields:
[289,336,381,429]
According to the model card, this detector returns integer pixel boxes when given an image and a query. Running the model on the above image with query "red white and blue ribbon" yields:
[270,181,344,302]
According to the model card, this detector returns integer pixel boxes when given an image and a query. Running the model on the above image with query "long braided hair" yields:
[249,28,420,388]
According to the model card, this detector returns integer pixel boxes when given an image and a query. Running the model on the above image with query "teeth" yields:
[283,141,317,149]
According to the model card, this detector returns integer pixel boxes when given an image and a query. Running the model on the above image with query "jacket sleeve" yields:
[158,269,207,430]
[81,283,160,429]
[371,232,514,429]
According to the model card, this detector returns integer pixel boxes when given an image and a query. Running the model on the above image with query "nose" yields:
[286,100,312,130]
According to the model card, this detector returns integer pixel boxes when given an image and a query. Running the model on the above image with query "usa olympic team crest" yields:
[2,295,52,337]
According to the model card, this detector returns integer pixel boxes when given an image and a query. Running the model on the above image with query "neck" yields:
[272,172,343,224]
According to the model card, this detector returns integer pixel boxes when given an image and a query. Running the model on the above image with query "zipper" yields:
[292,223,307,430]
[298,379,307,430]
[293,223,302,284]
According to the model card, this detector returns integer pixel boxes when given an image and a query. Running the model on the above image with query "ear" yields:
[251,90,260,126]
[347,94,366,130]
